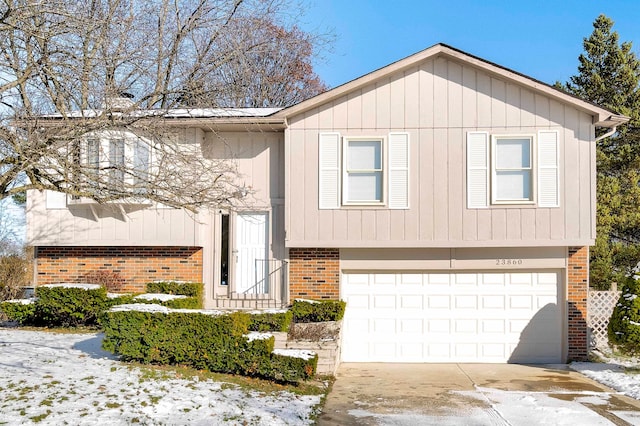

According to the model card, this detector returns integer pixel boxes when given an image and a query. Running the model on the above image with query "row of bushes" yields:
[0,282,204,327]
[1,285,346,383]
[100,309,317,383]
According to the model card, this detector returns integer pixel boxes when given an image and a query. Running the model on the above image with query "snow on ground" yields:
[0,329,322,425]
[571,361,640,400]
[133,293,187,302]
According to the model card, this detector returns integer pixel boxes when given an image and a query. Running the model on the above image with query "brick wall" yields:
[567,246,589,361]
[36,246,203,293]
[289,248,339,300]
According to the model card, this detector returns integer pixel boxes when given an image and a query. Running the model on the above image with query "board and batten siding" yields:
[285,56,596,248]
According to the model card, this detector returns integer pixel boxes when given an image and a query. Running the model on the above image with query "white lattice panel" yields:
[588,291,621,350]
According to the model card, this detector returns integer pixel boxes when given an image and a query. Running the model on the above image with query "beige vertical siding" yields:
[27,131,285,249]
[286,57,596,248]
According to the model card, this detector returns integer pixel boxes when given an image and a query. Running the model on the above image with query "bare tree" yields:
[0,0,328,210]
[180,16,329,107]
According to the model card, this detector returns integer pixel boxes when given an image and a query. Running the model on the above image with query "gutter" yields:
[594,126,617,143]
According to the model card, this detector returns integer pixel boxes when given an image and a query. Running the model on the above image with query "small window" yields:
[492,136,533,203]
[343,138,383,204]
[109,138,125,185]
[87,138,100,172]
[133,140,150,189]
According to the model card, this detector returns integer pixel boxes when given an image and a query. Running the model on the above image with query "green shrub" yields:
[249,310,293,332]
[145,282,203,308]
[0,300,36,324]
[33,286,109,327]
[608,277,640,355]
[291,299,346,323]
[146,281,202,297]
[0,286,135,326]
[100,309,316,383]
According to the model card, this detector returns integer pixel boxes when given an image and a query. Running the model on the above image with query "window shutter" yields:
[319,133,341,209]
[45,191,67,209]
[466,132,489,208]
[388,132,409,209]
[538,130,559,207]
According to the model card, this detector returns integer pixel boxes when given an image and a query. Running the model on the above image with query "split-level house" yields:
[27,44,628,364]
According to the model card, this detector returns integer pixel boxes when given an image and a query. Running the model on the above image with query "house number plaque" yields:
[495,258,523,266]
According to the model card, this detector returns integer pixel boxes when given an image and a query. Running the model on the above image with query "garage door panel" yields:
[455,295,477,309]
[427,274,451,285]
[482,274,507,285]
[398,274,422,285]
[428,295,450,309]
[400,319,424,333]
[399,295,423,309]
[481,295,505,309]
[342,271,562,363]
[509,295,533,309]
[428,319,451,333]
[482,319,506,333]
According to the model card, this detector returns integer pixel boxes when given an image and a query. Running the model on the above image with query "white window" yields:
[343,138,383,204]
[466,131,558,209]
[80,132,152,190]
[492,136,533,203]
[109,138,125,186]
[319,132,409,209]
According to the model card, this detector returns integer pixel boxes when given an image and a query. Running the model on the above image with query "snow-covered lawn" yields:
[571,350,640,401]
[0,329,324,425]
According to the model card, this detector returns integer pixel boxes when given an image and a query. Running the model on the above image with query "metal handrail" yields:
[241,259,288,303]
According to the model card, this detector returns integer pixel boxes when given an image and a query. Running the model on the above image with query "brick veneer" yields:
[36,246,203,293]
[567,246,589,361]
[289,248,340,300]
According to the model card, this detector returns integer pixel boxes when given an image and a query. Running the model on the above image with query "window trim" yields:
[342,136,385,206]
[490,134,536,205]
[79,132,153,191]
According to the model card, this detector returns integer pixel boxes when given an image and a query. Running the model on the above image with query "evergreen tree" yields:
[563,15,640,290]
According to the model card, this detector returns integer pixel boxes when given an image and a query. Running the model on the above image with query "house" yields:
[26,44,628,363]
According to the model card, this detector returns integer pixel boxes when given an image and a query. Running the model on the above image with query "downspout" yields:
[594,126,617,143]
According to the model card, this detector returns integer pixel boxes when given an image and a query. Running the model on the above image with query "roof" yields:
[275,43,629,128]
[39,107,282,119]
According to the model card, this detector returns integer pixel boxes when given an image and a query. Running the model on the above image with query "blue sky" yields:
[301,0,640,89]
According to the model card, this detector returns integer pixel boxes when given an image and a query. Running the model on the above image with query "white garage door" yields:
[341,271,562,363]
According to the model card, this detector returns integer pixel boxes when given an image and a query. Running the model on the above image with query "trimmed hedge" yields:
[0,287,135,327]
[0,301,35,324]
[609,277,640,355]
[145,281,203,309]
[100,309,317,383]
[33,286,109,327]
[291,299,346,323]
[249,311,293,332]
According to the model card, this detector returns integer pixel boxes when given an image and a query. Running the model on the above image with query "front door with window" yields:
[234,212,269,294]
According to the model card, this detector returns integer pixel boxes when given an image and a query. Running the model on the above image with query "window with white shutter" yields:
[467,132,489,208]
[318,132,410,208]
[388,132,409,209]
[318,133,341,209]
[537,130,559,207]
[466,131,560,208]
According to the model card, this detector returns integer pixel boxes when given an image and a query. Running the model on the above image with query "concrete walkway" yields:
[317,363,640,425]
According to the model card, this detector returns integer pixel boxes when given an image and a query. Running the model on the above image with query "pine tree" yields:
[564,15,640,290]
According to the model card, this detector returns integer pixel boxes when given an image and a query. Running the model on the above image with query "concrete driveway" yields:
[317,363,640,425]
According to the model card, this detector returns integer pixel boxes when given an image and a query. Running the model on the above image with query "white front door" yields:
[235,212,269,294]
